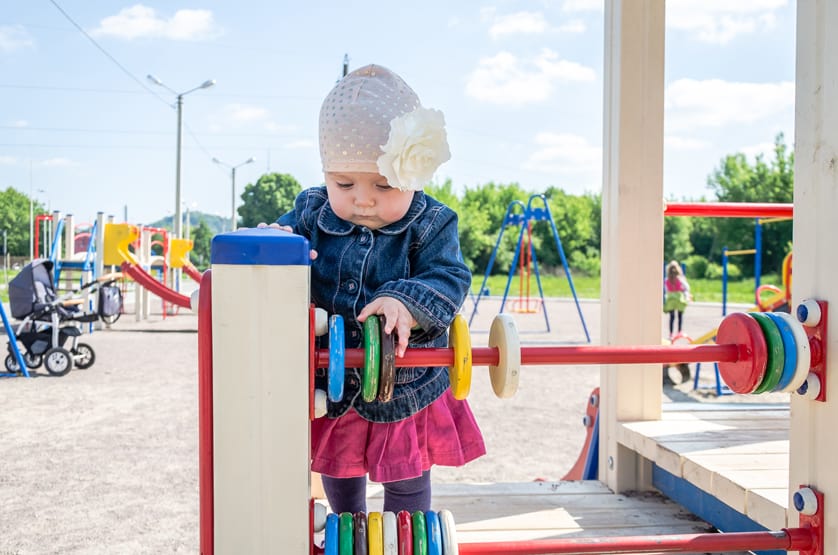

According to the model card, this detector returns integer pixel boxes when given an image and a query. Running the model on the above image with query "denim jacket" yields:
[277,186,471,423]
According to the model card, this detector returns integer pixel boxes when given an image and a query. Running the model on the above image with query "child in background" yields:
[273,64,485,514]
[664,260,691,338]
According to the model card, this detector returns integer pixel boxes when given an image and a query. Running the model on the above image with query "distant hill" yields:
[147,211,230,236]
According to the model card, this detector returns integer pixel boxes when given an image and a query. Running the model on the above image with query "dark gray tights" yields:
[321,470,432,514]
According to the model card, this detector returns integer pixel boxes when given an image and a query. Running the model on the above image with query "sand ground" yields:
[0,295,787,554]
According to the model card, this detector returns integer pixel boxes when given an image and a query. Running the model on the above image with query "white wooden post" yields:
[210,229,312,553]
[600,0,666,492]
[789,1,838,548]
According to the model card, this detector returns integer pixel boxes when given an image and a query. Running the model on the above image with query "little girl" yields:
[275,64,485,514]
[664,260,690,338]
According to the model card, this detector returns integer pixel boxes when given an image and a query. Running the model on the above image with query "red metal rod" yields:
[664,202,792,218]
[197,270,214,555]
[457,527,814,555]
[315,344,741,369]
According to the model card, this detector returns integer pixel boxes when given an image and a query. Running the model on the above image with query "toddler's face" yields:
[324,171,414,230]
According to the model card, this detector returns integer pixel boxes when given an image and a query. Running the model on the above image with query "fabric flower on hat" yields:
[377,107,451,192]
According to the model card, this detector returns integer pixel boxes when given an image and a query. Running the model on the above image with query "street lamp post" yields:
[212,157,255,231]
[147,74,215,239]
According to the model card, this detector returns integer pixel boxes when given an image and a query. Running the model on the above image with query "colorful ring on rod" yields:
[437,509,458,555]
[771,311,811,392]
[750,312,784,393]
[411,511,428,555]
[363,316,382,402]
[397,510,413,555]
[382,511,398,555]
[325,512,339,555]
[378,329,396,403]
[425,511,443,555]
[448,314,472,400]
[354,511,369,555]
[765,312,799,392]
[328,315,346,402]
[368,512,384,555]
[339,512,354,555]
[716,312,767,394]
[488,314,521,398]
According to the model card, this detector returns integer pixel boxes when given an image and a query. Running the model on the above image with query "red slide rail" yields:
[120,261,192,308]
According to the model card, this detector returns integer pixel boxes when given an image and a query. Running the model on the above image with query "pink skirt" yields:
[311,389,486,483]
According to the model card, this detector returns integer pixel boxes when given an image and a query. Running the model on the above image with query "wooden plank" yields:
[655,439,788,455]
[747,488,788,530]
[685,452,788,471]
[711,469,790,517]
[621,418,789,437]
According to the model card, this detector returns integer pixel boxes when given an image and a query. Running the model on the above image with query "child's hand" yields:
[358,297,418,358]
[255,223,318,260]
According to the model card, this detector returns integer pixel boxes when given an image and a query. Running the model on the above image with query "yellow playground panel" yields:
[169,238,195,269]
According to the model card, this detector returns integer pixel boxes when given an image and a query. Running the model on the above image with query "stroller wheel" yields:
[44,347,74,376]
[73,342,96,369]
[4,353,20,373]
[24,352,43,369]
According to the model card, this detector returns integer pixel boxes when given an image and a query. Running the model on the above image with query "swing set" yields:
[469,194,591,342]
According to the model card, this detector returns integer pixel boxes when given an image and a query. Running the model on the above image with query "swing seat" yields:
[509,298,542,313]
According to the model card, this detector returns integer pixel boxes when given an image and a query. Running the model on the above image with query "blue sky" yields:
[2,1,796,226]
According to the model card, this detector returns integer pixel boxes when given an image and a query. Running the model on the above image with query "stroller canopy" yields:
[9,259,56,319]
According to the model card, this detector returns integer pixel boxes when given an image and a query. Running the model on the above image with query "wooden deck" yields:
[367,480,716,543]
[619,402,791,532]
[354,401,791,548]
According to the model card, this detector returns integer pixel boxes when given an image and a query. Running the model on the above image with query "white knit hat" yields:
[319,64,451,191]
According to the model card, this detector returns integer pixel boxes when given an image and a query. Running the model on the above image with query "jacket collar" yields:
[317,192,427,236]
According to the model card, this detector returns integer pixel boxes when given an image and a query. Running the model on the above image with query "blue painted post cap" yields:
[211,228,311,266]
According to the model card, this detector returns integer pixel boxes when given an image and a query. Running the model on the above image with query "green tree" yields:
[663,212,694,264]
[191,219,214,270]
[705,133,793,276]
[531,187,601,276]
[238,173,303,227]
[0,187,44,256]
[458,182,529,274]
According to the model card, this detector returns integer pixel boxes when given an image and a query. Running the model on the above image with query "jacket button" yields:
[346,280,357,291]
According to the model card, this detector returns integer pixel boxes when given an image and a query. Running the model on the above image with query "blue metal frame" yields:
[469,194,591,342]
[0,301,29,378]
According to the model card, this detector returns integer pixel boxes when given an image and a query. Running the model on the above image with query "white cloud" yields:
[667,0,786,44]
[0,155,16,165]
[740,141,778,161]
[284,140,316,149]
[226,104,269,124]
[523,132,601,174]
[91,4,222,41]
[665,135,709,151]
[264,122,297,134]
[489,12,548,39]
[557,19,587,34]
[465,49,595,105]
[40,157,77,168]
[665,78,794,130]
[562,0,603,13]
[10,120,29,128]
[0,25,34,53]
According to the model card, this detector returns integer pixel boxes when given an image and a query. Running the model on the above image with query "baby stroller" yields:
[4,259,123,376]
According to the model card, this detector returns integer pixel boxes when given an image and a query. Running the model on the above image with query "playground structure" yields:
[194,2,838,552]
[1,213,200,378]
[469,194,591,342]
[717,213,793,316]
[199,228,827,553]
[664,204,795,396]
